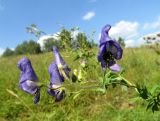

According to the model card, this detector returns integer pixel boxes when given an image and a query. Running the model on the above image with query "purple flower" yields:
[48,61,65,102]
[17,58,40,104]
[53,46,70,79]
[98,25,123,72]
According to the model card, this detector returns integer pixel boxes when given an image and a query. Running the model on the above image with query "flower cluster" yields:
[17,58,40,104]
[98,25,123,72]
[16,24,160,112]
[17,46,70,103]
[47,46,70,102]
[17,24,124,103]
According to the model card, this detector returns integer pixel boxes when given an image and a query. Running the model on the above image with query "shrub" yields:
[15,40,41,55]
[59,28,72,49]
[2,48,14,57]
[43,38,62,52]
[117,37,126,47]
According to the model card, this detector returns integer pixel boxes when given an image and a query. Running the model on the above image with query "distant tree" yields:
[2,48,14,57]
[59,28,72,49]
[76,32,91,49]
[71,31,97,49]
[89,31,98,47]
[15,40,41,55]
[117,37,125,47]
[44,38,62,52]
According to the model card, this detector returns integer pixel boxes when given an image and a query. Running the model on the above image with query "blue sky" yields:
[0,0,160,54]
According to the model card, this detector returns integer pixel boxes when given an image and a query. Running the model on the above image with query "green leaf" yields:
[152,102,159,113]
[128,97,142,103]
[146,100,154,111]
[73,92,81,100]
[96,87,106,93]
[136,84,151,100]
[151,85,160,95]
[121,85,128,91]
[98,77,103,83]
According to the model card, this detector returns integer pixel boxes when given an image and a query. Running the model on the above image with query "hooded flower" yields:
[48,61,65,102]
[17,57,40,104]
[53,46,70,79]
[98,25,123,72]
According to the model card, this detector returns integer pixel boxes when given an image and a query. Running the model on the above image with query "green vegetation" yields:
[2,48,14,57]
[15,40,42,55]
[117,37,125,48]
[2,40,42,57]
[2,26,96,57]
[0,46,160,121]
[44,39,62,52]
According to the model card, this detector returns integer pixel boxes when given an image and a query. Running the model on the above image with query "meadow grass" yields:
[0,47,160,121]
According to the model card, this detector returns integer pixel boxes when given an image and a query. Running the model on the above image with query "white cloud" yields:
[37,33,60,49]
[137,37,145,46]
[71,29,79,40]
[37,30,79,49]
[98,20,142,47]
[143,16,160,30]
[82,11,95,21]
[124,38,145,48]
[109,20,140,40]
[125,40,135,47]
[11,48,15,51]
[109,20,141,47]
[0,48,4,56]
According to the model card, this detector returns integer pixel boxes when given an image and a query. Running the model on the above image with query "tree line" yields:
[2,24,125,57]
[2,27,98,57]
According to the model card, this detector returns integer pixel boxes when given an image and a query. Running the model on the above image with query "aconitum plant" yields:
[17,58,40,104]
[48,61,65,102]
[53,46,71,80]
[98,24,123,72]
[17,24,160,113]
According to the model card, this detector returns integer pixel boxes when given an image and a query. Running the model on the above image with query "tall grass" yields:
[0,47,160,121]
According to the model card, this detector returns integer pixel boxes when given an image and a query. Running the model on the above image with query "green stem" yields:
[102,70,107,87]
[118,75,138,89]
[39,81,101,91]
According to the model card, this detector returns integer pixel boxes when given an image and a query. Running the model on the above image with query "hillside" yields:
[0,47,160,121]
